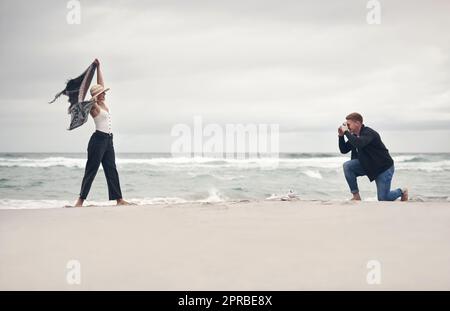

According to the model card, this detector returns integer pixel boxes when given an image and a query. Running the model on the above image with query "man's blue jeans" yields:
[343,159,402,201]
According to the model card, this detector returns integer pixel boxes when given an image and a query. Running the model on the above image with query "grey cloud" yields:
[0,0,449,152]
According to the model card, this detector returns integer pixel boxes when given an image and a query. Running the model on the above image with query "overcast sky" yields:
[0,0,449,152]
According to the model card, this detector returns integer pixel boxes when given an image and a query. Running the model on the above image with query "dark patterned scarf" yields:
[49,62,98,130]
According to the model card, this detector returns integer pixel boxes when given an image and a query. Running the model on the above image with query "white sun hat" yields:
[90,84,110,99]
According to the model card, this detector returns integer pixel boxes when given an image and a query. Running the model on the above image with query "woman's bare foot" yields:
[74,198,84,207]
[116,198,132,206]
[401,188,408,201]
[351,193,361,201]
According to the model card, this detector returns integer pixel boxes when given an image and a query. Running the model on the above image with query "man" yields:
[338,112,408,201]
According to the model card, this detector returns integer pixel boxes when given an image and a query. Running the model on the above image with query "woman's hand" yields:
[94,58,100,66]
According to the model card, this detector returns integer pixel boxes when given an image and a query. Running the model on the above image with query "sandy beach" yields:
[1,200,450,290]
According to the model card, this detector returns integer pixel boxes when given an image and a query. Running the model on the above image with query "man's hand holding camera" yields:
[338,122,349,136]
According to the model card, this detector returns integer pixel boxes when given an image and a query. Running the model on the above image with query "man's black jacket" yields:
[339,124,394,181]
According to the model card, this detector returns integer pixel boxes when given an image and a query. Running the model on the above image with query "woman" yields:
[74,59,130,207]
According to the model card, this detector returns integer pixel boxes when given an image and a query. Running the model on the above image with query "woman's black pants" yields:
[79,131,123,200]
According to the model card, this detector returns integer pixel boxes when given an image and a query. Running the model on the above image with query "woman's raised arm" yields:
[94,58,104,87]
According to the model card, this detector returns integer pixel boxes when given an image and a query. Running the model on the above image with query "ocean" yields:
[1,152,449,209]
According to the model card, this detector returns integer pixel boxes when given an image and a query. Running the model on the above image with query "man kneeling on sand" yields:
[338,112,408,201]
